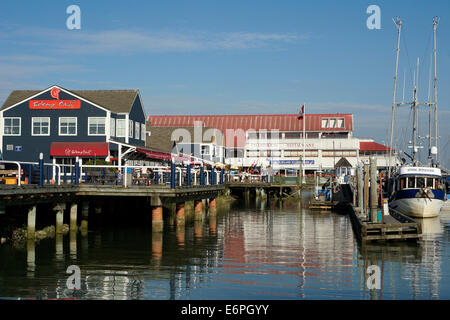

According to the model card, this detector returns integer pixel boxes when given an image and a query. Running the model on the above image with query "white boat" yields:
[389,166,445,218]
[387,17,445,219]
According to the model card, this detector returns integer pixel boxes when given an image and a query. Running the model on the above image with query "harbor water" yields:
[0,192,449,300]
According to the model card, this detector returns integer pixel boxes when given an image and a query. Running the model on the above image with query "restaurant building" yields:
[148,113,396,173]
[0,85,170,168]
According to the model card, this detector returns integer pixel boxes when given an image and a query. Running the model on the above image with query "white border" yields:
[58,117,77,136]
[3,117,21,136]
[31,117,50,136]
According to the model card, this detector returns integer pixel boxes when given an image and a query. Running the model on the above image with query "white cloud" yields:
[3,27,309,55]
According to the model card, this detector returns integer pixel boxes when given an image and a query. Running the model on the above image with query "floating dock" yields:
[348,204,422,243]
[308,199,338,210]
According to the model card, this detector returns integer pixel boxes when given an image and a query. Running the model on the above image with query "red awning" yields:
[136,148,172,161]
[50,142,109,157]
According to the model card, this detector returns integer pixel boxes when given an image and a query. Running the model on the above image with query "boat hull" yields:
[390,197,444,218]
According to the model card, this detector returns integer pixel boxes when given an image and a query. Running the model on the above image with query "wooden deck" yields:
[308,199,338,210]
[348,204,422,243]
[0,184,225,206]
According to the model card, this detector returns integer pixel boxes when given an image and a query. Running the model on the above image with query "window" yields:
[110,118,116,137]
[129,120,133,138]
[321,118,329,128]
[247,132,258,139]
[426,178,434,188]
[32,117,50,136]
[407,177,415,188]
[135,122,140,139]
[285,132,301,139]
[400,178,406,189]
[3,117,21,135]
[337,118,345,128]
[141,123,146,141]
[116,119,126,137]
[329,118,336,128]
[88,117,105,135]
[201,145,210,155]
[416,177,425,188]
[59,117,77,136]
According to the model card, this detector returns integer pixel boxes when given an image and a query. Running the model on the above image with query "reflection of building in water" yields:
[221,207,355,298]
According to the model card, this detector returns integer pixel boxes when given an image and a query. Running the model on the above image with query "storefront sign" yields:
[50,142,109,157]
[29,100,81,109]
[271,159,315,165]
[247,142,317,149]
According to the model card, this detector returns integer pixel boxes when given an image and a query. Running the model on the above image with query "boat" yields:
[387,17,445,218]
[389,166,445,218]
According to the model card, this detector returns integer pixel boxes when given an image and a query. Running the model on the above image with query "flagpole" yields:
[303,102,306,184]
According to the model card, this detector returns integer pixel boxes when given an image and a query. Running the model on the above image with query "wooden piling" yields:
[70,203,77,232]
[27,206,36,240]
[194,200,203,221]
[151,196,163,232]
[176,202,185,226]
[54,203,66,234]
[364,164,369,216]
[209,197,217,210]
[370,156,378,222]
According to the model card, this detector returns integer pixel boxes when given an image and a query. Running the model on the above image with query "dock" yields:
[348,204,422,242]
[308,199,338,210]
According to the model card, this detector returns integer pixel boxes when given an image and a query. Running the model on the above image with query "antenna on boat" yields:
[388,17,402,178]
[432,16,439,165]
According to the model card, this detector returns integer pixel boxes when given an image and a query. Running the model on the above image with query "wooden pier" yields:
[348,204,422,243]
[308,199,338,210]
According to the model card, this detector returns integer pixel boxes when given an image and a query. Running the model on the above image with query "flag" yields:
[297,104,305,120]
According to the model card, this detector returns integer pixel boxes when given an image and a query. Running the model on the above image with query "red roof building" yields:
[148,113,353,133]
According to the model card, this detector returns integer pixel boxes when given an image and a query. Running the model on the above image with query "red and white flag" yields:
[297,104,305,120]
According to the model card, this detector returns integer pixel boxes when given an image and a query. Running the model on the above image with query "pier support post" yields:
[370,156,378,222]
[364,164,369,217]
[176,202,185,226]
[54,203,66,234]
[81,201,89,232]
[151,196,163,232]
[209,197,217,210]
[357,165,364,216]
[194,200,203,221]
[70,203,77,232]
[27,206,36,240]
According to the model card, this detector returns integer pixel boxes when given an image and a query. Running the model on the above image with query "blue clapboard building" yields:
[0,85,161,168]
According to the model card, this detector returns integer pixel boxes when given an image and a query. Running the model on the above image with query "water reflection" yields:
[0,195,449,300]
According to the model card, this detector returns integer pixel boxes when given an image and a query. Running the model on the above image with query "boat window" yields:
[426,178,434,188]
[416,177,425,188]
[435,179,439,189]
[400,178,406,189]
[407,177,415,188]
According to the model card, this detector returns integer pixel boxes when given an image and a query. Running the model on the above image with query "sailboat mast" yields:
[389,17,402,178]
[432,17,439,164]
[411,57,421,164]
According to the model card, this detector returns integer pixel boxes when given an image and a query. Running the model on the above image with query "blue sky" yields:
[0,0,449,167]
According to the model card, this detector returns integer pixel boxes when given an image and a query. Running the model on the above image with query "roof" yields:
[1,88,139,113]
[335,157,352,168]
[146,126,222,153]
[359,141,390,152]
[148,114,353,132]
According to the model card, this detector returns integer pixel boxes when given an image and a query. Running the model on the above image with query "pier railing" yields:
[0,159,232,189]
